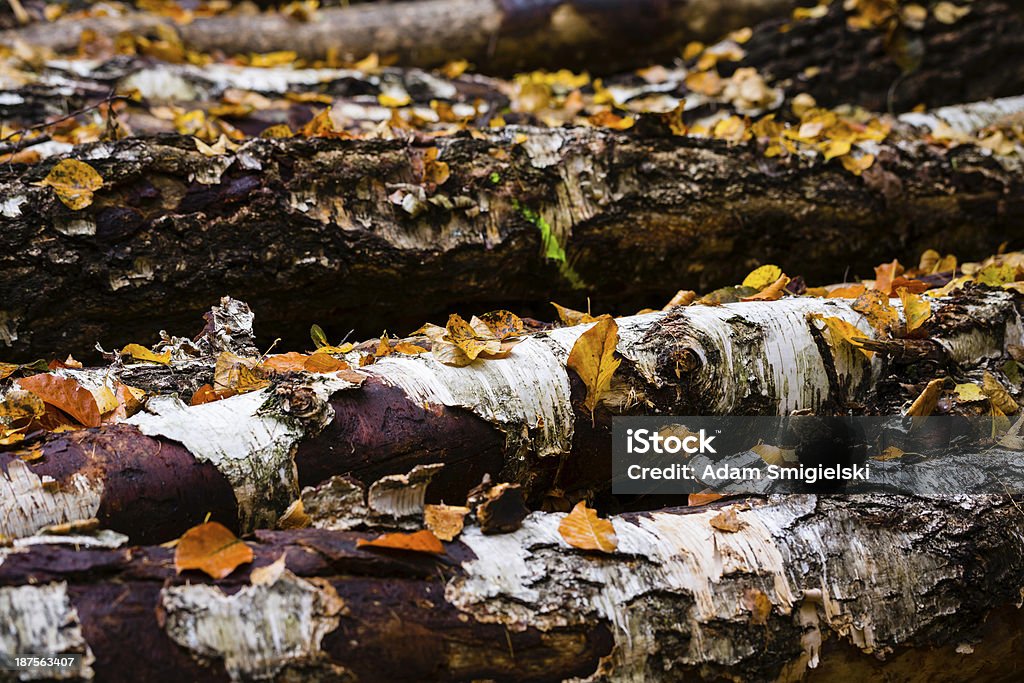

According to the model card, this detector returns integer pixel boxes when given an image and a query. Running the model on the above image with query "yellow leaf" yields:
[567,317,621,416]
[558,501,617,553]
[810,314,873,359]
[121,343,172,365]
[741,274,790,301]
[214,351,268,395]
[852,289,898,335]
[983,371,1019,414]
[444,314,500,361]
[840,153,874,176]
[954,383,987,403]
[476,310,524,340]
[551,302,599,326]
[907,378,945,418]
[36,159,103,210]
[741,264,783,290]
[873,446,905,461]
[897,287,931,334]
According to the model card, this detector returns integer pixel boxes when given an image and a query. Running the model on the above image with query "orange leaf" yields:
[191,383,226,405]
[709,508,746,532]
[827,283,867,298]
[741,274,790,301]
[558,501,617,553]
[174,521,253,579]
[688,492,724,507]
[872,259,903,295]
[262,352,310,373]
[302,354,349,373]
[356,529,445,555]
[17,373,100,427]
[477,310,525,340]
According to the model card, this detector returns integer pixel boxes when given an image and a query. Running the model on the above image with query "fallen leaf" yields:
[356,529,445,555]
[709,507,746,532]
[17,373,100,427]
[393,341,427,355]
[0,389,46,427]
[934,1,970,24]
[954,383,987,403]
[0,362,18,380]
[907,378,945,418]
[751,443,796,466]
[36,159,104,210]
[810,314,873,359]
[873,259,903,295]
[983,371,1019,414]
[741,274,790,301]
[302,353,349,373]
[214,351,268,394]
[476,310,524,340]
[444,313,500,361]
[852,289,898,335]
[424,504,470,541]
[558,501,617,553]
[262,352,310,373]
[191,383,224,405]
[552,302,599,326]
[741,264,783,290]
[310,324,329,349]
[873,446,905,461]
[664,290,697,309]
[827,283,867,298]
[688,492,724,506]
[897,287,931,334]
[121,343,172,365]
[174,521,253,579]
[567,317,621,417]
[841,153,874,175]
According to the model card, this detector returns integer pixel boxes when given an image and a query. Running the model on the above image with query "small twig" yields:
[0,89,130,163]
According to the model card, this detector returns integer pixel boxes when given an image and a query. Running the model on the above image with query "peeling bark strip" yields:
[3,289,1020,543]
[0,0,795,74]
[0,496,1023,681]
[3,115,1024,361]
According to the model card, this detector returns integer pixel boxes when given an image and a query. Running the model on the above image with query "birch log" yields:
[2,100,1023,361]
[0,494,1022,681]
[2,288,1020,543]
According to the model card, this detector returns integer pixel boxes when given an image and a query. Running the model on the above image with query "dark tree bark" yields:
[729,0,1024,112]
[1,115,1022,361]
[1,495,1022,682]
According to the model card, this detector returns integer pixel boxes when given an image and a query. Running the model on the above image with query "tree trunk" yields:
[3,288,1020,543]
[0,494,1022,681]
[0,0,796,75]
[2,99,1023,361]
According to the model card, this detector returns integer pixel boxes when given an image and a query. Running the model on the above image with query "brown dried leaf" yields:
[872,259,903,295]
[174,521,254,579]
[17,373,100,427]
[356,529,445,555]
[558,501,617,553]
[261,352,310,373]
[214,351,268,394]
[709,507,746,533]
[983,372,1019,414]
[302,354,349,373]
[551,302,599,326]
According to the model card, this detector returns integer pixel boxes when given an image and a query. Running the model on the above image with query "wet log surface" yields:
[1,123,1022,362]
[1,495,1022,681]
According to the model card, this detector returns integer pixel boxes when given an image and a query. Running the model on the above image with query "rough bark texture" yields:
[2,116,1022,361]
[731,0,1024,112]
[0,495,1022,682]
[3,288,1020,543]
[0,0,796,75]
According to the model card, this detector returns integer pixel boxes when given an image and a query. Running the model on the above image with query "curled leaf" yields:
[809,314,873,359]
[121,343,172,365]
[741,274,790,301]
[983,372,1019,414]
[897,287,931,334]
[741,264,783,290]
[17,373,100,427]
